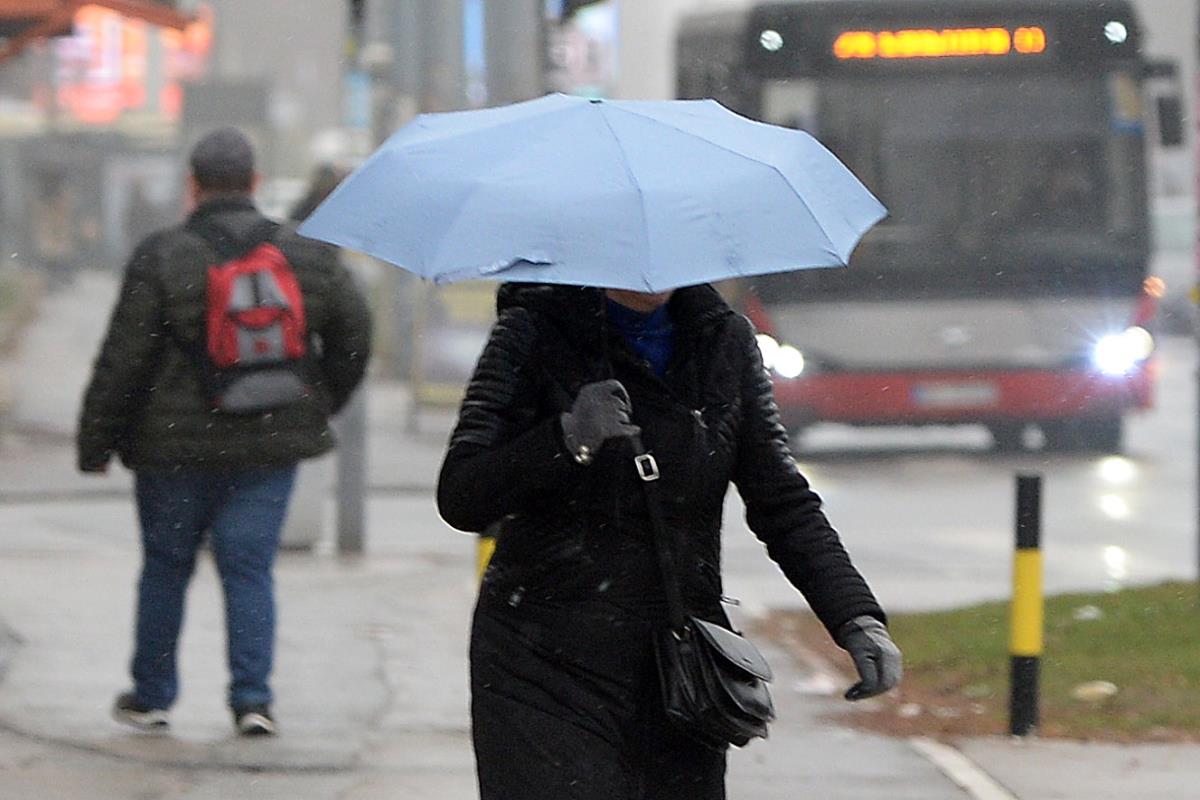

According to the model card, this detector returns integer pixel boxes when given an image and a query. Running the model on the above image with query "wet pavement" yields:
[0,271,1196,798]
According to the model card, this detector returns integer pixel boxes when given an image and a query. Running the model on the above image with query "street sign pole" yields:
[1190,15,1200,594]
[336,0,369,556]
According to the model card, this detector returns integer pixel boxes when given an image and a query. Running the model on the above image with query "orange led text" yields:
[834,26,1048,60]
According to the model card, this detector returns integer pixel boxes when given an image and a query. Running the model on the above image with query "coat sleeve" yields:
[314,250,372,414]
[729,316,886,634]
[437,307,587,532]
[76,238,168,471]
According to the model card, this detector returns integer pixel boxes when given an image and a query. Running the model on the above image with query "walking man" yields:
[77,128,371,736]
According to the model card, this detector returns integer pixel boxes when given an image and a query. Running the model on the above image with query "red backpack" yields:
[188,218,311,413]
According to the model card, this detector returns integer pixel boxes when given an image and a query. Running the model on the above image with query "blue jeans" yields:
[131,465,297,711]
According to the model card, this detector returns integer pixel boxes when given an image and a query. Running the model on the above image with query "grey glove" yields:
[560,379,641,465]
[835,615,903,701]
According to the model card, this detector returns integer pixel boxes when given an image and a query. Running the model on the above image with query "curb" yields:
[909,737,1018,800]
[762,614,1018,800]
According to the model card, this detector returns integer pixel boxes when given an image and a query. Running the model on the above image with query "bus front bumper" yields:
[770,362,1155,429]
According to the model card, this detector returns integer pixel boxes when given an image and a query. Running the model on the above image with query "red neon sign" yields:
[53,3,213,126]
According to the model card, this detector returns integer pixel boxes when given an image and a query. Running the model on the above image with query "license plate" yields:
[912,381,998,408]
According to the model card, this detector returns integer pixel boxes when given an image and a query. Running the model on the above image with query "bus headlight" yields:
[1091,327,1154,376]
[756,334,781,370]
[775,345,806,378]
[756,334,806,379]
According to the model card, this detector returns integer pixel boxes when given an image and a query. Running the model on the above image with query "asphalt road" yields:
[721,334,1197,615]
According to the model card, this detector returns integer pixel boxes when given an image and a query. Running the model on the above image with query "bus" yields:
[677,1,1169,452]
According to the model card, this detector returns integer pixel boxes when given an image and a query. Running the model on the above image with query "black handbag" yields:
[631,438,776,749]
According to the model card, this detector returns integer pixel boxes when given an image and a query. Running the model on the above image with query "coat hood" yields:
[186,195,265,243]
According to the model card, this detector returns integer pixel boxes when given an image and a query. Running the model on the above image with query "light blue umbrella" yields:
[299,93,886,292]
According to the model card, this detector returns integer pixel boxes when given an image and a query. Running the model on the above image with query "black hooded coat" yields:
[437,282,885,799]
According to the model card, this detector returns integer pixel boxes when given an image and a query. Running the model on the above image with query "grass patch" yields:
[769,582,1200,742]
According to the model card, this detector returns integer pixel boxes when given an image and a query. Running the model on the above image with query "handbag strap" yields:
[630,435,690,632]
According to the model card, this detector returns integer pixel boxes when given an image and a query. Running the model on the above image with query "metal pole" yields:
[336,391,368,554]
[473,1,543,577]
[336,0,370,556]
[391,0,425,106]
[485,0,545,106]
[1194,15,1200,592]
[418,0,466,112]
[1009,473,1043,737]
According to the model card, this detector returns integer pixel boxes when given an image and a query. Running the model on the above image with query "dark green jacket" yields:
[77,197,372,471]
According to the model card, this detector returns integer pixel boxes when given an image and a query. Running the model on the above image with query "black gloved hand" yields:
[834,615,903,701]
[560,379,641,465]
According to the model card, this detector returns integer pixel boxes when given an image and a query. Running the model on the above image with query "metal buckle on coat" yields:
[634,453,660,481]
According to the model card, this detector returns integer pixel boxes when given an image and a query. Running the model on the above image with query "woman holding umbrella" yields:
[299,94,901,799]
[437,281,900,798]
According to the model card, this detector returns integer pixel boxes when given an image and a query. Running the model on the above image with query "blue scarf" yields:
[606,298,674,377]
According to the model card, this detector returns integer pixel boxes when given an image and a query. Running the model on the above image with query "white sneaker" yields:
[234,707,276,736]
[112,692,169,732]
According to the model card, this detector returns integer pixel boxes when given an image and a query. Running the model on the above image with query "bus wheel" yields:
[988,422,1026,452]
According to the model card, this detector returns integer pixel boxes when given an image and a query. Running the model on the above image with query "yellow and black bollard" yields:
[476,520,505,583]
[477,534,497,584]
[1009,473,1043,736]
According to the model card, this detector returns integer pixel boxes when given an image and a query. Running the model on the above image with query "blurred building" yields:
[200,0,348,197]
[0,3,214,268]
[1132,0,1197,198]
[0,1,362,269]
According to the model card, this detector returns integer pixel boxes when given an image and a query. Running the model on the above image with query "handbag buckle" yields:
[634,453,660,482]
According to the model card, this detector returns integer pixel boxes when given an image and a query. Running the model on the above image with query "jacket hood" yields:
[187,195,264,242]
[496,282,735,353]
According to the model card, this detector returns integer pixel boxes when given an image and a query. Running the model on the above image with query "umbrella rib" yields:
[596,107,655,292]
[607,105,844,261]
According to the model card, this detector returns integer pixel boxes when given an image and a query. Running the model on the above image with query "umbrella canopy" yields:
[299,93,886,293]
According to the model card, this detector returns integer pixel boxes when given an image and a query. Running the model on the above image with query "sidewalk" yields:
[0,272,1196,798]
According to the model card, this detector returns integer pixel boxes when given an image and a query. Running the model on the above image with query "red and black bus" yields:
[678,1,1167,452]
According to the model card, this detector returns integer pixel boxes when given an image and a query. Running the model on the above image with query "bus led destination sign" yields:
[834,26,1047,60]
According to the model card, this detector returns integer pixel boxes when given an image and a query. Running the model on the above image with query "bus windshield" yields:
[755,71,1148,302]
